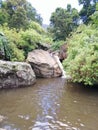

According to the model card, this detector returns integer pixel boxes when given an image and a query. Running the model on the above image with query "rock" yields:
[27,49,62,78]
[0,60,36,89]
[0,50,5,60]
[53,55,66,78]
[0,115,5,122]
[59,44,67,62]
[0,115,6,130]
[37,42,51,50]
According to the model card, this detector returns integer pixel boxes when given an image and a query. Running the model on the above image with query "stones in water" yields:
[0,60,36,89]
[0,115,6,130]
[27,49,62,78]
[0,115,5,122]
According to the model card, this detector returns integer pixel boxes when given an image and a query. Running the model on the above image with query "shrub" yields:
[19,29,42,57]
[63,25,98,85]
[0,23,53,61]
[29,21,45,34]
[51,40,65,51]
[0,24,25,61]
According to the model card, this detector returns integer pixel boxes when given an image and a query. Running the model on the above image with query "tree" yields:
[25,2,43,25]
[9,6,28,29]
[79,0,98,23]
[0,0,43,29]
[49,5,79,41]
[90,2,98,26]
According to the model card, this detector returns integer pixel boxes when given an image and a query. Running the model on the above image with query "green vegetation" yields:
[0,22,52,61]
[90,3,98,27]
[0,0,98,86]
[0,24,25,61]
[79,0,97,24]
[0,0,52,61]
[51,41,64,51]
[63,24,98,85]
[0,0,42,29]
[63,2,98,86]
[49,4,79,41]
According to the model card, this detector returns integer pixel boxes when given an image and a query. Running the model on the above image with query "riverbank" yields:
[0,49,67,89]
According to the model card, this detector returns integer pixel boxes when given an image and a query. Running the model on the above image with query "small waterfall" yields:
[53,55,66,78]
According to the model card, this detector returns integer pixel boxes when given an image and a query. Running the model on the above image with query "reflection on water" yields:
[0,78,98,130]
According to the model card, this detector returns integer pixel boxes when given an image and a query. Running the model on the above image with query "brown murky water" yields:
[0,78,98,130]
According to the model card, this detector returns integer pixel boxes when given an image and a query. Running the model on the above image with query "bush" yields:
[29,21,45,34]
[90,11,98,28]
[29,22,53,45]
[0,23,53,61]
[0,24,25,61]
[0,24,42,61]
[51,40,65,51]
[63,25,98,85]
[19,29,42,57]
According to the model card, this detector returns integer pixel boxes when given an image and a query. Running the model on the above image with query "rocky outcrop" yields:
[0,60,36,89]
[27,49,62,78]
[59,44,67,62]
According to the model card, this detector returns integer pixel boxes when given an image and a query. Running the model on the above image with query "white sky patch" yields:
[27,0,82,24]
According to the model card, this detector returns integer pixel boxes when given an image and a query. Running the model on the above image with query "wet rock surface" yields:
[0,60,36,88]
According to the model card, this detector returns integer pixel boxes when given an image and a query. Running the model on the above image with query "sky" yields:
[27,0,82,25]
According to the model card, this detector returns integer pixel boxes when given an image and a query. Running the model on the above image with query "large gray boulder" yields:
[0,60,36,89]
[27,49,62,78]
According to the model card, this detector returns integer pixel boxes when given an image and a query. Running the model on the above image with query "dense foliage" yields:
[0,22,52,61]
[49,0,98,42]
[0,0,42,29]
[51,41,64,51]
[49,4,79,41]
[0,25,25,61]
[0,32,11,60]
[79,0,98,24]
[90,2,98,27]
[0,0,53,62]
[63,24,98,85]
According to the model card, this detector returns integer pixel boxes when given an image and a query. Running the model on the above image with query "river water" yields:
[0,78,98,130]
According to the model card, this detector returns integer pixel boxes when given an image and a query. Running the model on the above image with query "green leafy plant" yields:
[63,24,98,85]
[0,22,53,61]
[0,24,25,61]
[51,41,65,51]
[19,29,42,57]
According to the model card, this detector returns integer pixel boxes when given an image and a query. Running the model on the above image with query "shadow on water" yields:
[65,82,98,94]
[0,78,98,130]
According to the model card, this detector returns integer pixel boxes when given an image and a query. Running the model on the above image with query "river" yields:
[0,78,98,130]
